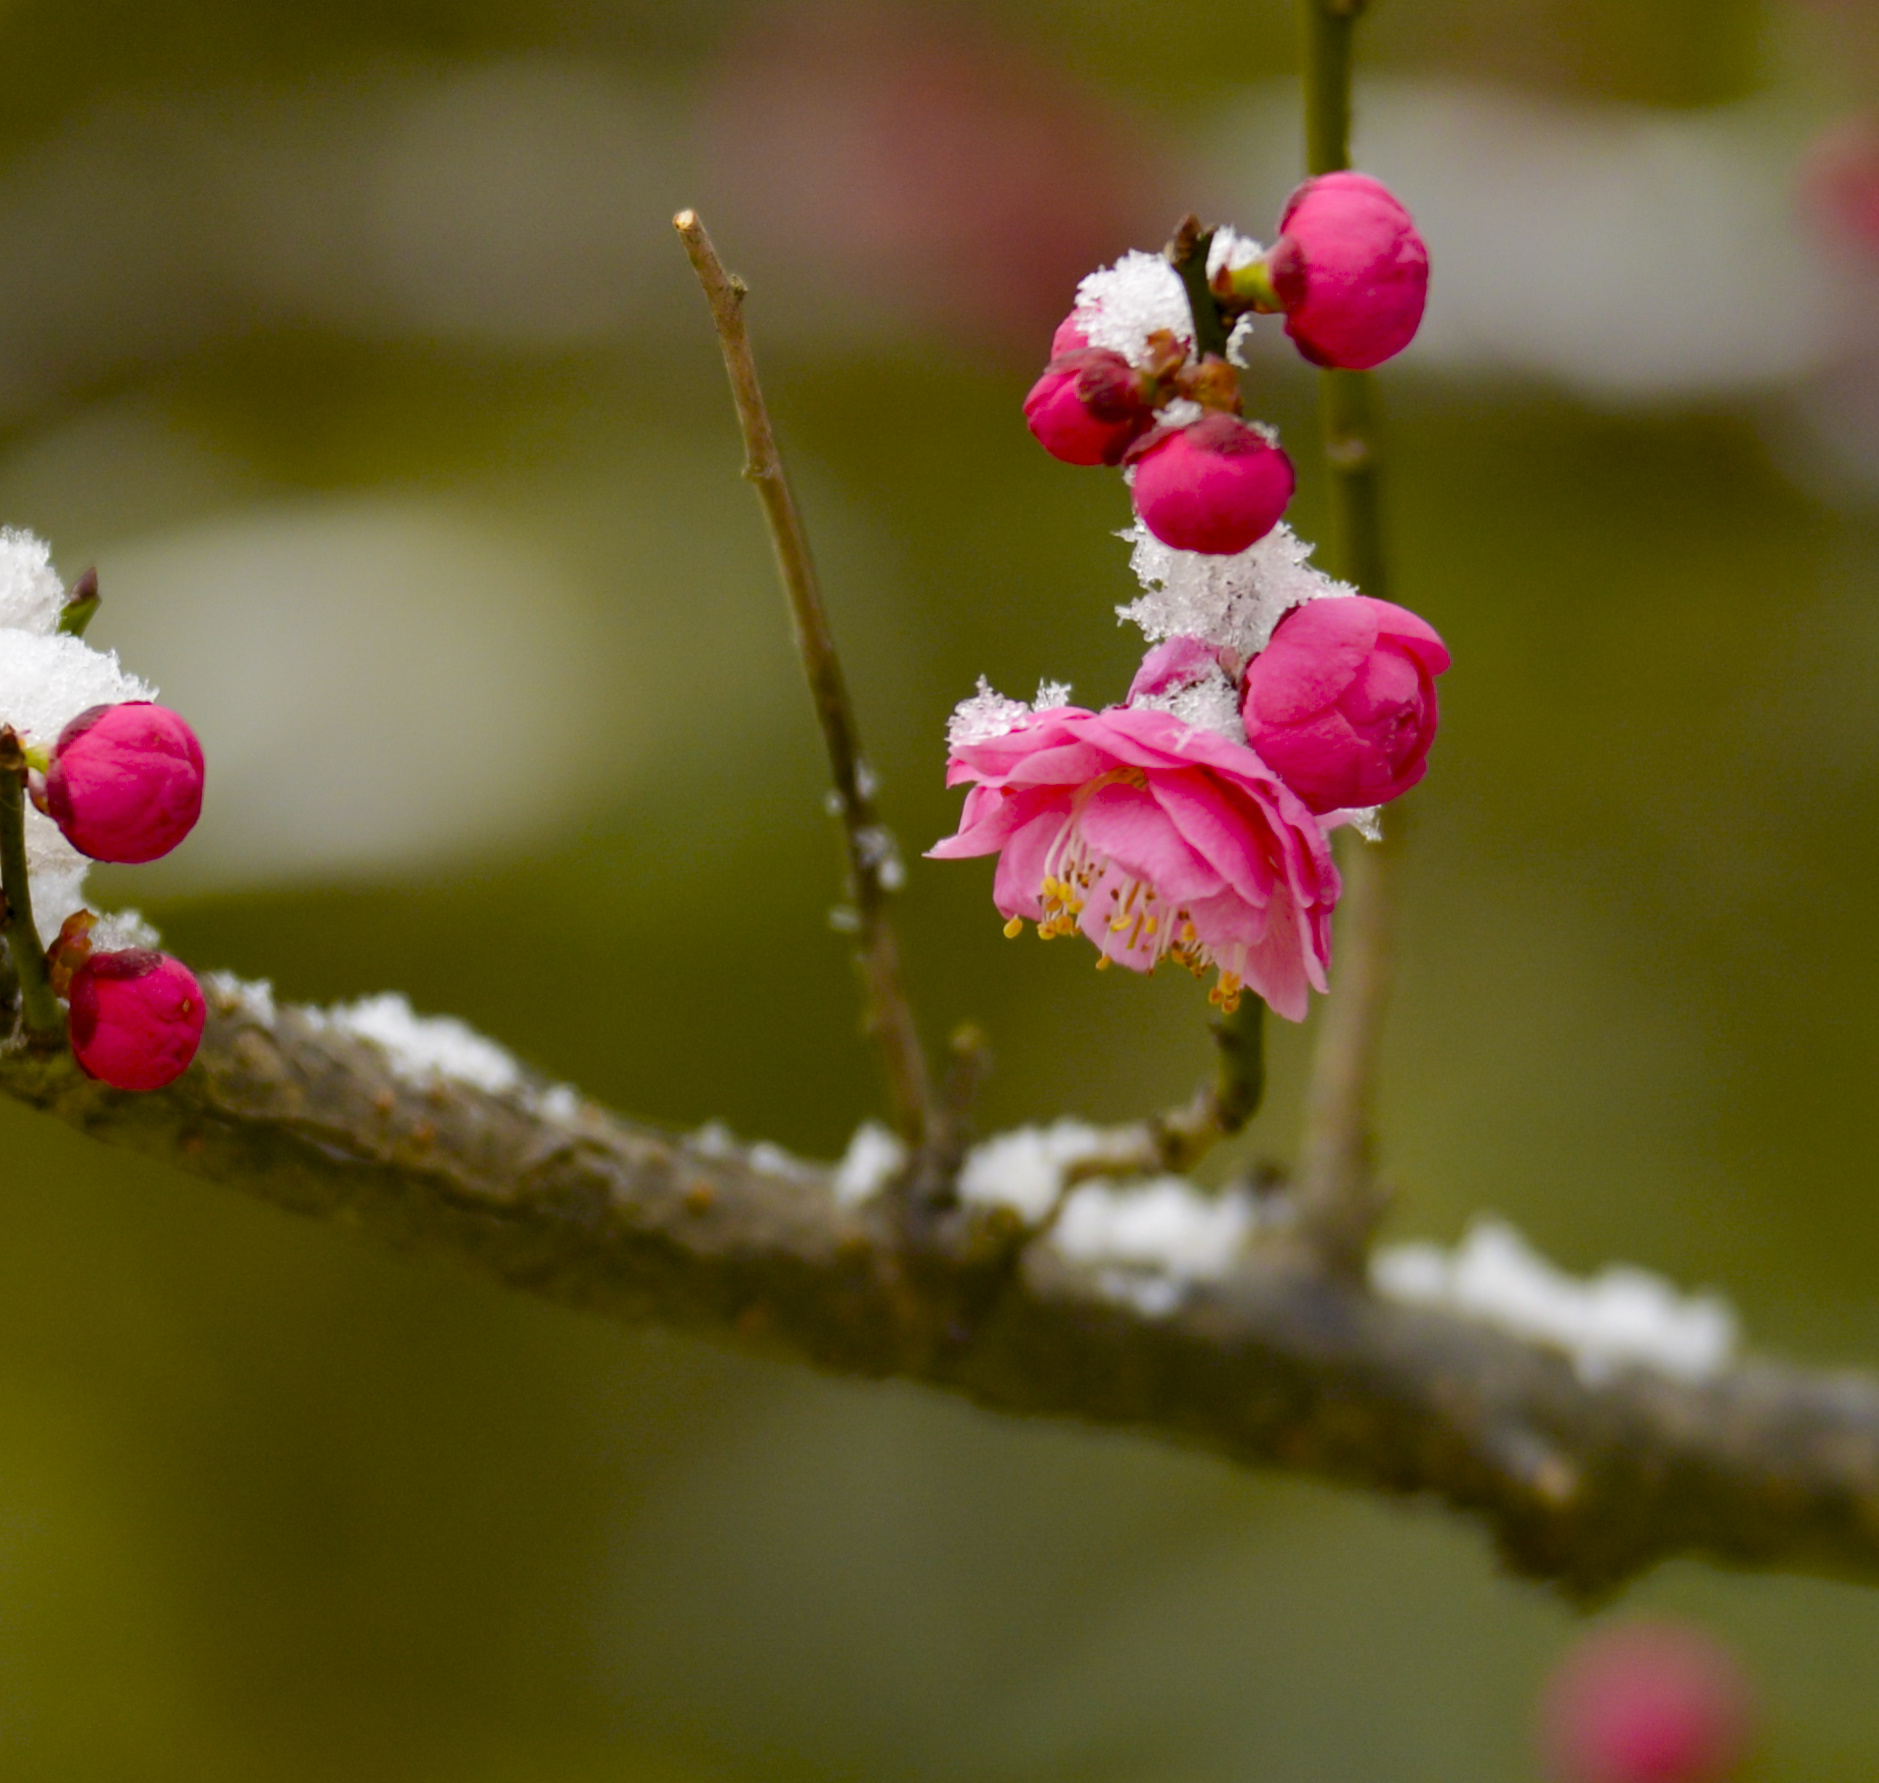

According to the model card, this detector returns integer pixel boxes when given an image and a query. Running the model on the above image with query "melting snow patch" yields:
[310,992,521,1096]
[1371,1217,1739,1385]
[833,1120,907,1205]
[958,1119,1111,1222]
[202,968,276,1026]
[748,1139,811,1181]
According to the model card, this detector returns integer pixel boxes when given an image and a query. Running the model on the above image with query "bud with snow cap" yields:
[1127,412,1295,556]
[67,949,206,1091]
[1023,348,1155,465]
[1261,171,1429,371]
[42,701,204,864]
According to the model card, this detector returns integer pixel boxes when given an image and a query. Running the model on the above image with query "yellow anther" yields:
[1003,916,1023,939]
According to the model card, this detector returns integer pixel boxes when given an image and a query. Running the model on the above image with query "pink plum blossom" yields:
[929,701,1339,1019]
[1539,1622,1755,1783]
[1128,413,1295,556]
[42,701,204,864]
[68,949,206,1092]
[1240,596,1450,813]
[1269,171,1429,370]
[1024,348,1154,465]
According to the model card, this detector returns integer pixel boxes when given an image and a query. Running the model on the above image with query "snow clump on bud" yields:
[1539,1621,1755,1783]
[68,949,206,1091]
[43,702,204,864]
[1128,413,1295,556]
[1269,171,1429,370]
[1240,596,1450,812]
[1023,348,1154,465]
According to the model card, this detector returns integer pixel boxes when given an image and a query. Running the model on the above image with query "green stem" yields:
[1292,0,1396,1272]
[1170,222,1231,361]
[0,765,62,1041]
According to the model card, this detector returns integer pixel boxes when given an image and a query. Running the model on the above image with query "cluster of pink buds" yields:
[24,696,208,1090]
[0,554,210,1092]
[935,184,1444,1019]
[1024,174,1428,556]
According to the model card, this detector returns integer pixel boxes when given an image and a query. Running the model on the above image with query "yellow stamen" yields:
[1003,916,1023,938]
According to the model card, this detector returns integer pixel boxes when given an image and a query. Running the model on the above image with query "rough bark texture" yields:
[3,981,1878,1601]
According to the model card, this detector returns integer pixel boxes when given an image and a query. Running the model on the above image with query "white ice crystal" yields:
[1052,1177,1261,1319]
[1072,250,1193,367]
[309,991,522,1095]
[832,1120,908,1205]
[1128,661,1247,744]
[947,677,1037,749]
[1225,315,1257,370]
[1118,521,1354,662]
[1334,806,1384,842]
[91,908,162,953]
[1206,227,1264,278]
[1371,1217,1740,1385]
[1033,679,1074,711]
[957,1118,1112,1222]
[0,530,71,637]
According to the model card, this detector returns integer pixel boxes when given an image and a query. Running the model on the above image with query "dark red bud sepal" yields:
[1023,348,1155,466]
[68,948,205,1091]
[45,908,96,1000]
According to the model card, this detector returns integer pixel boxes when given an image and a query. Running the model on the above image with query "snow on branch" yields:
[3,966,1879,1600]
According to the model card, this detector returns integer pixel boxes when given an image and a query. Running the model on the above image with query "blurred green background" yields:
[0,0,1872,1775]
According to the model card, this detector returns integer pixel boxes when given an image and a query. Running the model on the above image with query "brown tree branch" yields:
[674,210,934,1151]
[4,971,1879,1602]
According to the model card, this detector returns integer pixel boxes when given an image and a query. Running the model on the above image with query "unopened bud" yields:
[68,949,206,1092]
[1126,413,1295,555]
[44,702,204,864]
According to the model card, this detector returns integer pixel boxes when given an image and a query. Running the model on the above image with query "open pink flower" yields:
[1241,596,1450,812]
[929,703,1339,1019]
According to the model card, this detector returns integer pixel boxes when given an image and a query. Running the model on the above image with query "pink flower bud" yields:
[1269,172,1429,370]
[1241,596,1449,812]
[1540,1622,1755,1783]
[1803,116,1879,258]
[1023,348,1152,466]
[1127,635,1232,702]
[1127,414,1295,556]
[43,701,204,864]
[68,949,206,1092]
[1050,313,1091,355]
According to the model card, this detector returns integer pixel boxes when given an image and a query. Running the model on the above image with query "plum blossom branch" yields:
[8,969,1879,1600]
[674,210,935,1150]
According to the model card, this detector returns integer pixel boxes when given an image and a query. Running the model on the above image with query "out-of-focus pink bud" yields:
[43,701,204,864]
[1803,116,1879,258]
[1268,171,1429,370]
[1024,348,1153,465]
[1539,1621,1755,1783]
[1127,413,1295,555]
[68,949,206,1092]
[1241,596,1449,812]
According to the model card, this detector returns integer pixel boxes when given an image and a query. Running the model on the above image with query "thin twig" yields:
[674,210,935,1149]
[1290,0,1398,1269]
[0,729,63,1042]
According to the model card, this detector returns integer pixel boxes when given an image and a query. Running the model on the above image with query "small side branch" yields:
[674,210,934,1149]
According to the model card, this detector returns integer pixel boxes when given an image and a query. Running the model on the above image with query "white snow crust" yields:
[832,1120,908,1205]
[957,1119,1112,1222]
[1371,1217,1740,1385]
[1118,521,1354,663]
[1072,251,1193,366]
[309,991,522,1095]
